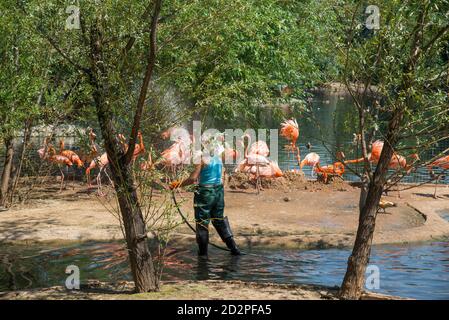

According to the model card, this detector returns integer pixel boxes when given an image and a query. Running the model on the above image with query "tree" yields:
[336,0,449,299]
[0,2,49,207]
[20,0,164,292]
[155,0,341,127]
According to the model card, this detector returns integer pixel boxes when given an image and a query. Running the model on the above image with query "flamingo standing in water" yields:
[280,118,300,166]
[300,152,321,177]
[38,143,73,191]
[427,154,449,198]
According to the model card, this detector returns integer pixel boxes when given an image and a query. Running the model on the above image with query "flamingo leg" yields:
[59,166,65,192]
[256,163,261,195]
[72,166,75,189]
[67,164,72,186]
[96,169,104,196]
[87,170,91,187]
[103,167,114,188]
[433,176,439,199]
[296,146,301,167]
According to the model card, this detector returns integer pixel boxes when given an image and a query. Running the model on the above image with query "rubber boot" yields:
[196,223,209,257]
[213,216,241,255]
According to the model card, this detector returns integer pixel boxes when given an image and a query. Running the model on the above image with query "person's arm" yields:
[170,164,202,189]
[180,163,202,187]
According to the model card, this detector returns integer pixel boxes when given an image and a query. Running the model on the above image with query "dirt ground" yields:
[0,175,448,249]
[0,279,404,300]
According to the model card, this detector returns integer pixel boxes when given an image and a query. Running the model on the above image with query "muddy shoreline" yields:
[1,180,448,249]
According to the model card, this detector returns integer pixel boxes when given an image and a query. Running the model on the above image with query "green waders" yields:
[194,184,240,256]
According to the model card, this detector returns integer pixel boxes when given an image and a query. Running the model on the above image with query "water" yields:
[1,240,448,299]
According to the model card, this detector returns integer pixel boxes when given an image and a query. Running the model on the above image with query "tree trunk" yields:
[9,120,32,205]
[0,137,15,207]
[340,111,403,299]
[88,19,158,292]
[110,158,159,292]
[339,5,428,298]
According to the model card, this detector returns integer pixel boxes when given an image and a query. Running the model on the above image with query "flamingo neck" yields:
[138,134,145,152]
[59,140,65,153]
[243,134,251,158]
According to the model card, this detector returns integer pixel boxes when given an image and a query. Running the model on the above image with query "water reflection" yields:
[1,241,449,299]
[191,243,449,299]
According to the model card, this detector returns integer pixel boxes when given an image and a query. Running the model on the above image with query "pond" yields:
[1,240,448,299]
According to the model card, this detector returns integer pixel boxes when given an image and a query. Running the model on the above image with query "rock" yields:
[283,197,291,202]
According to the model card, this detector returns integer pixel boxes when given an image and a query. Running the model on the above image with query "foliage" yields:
[337,0,449,175]
[156,0,342,126]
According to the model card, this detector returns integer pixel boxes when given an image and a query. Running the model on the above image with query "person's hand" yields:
[169,180,181,190]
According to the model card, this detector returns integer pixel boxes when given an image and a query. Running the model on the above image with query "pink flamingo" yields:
[244,133,269,157]
[85,152,113,195]
[59,139,84,167]
[158,129,193,171]
[300,152,321,177]
[160,137,192,170]
[428,155,449,172]
[427,154,449,198]
[118,131,146,163]
[235,134,282,193]
[38,144,73,191]
[345,140,419,197]
[280,118,300,166]
[244,161,283,178]
[345,140,419,171]
[84,131,116,195]
[235,134,271,173]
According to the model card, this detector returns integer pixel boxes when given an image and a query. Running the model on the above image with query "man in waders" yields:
[170,138,241,257]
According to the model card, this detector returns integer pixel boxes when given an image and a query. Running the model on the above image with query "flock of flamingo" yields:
[36,119,449,196]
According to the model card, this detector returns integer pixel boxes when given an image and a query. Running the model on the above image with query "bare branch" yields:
[125,0,163,164]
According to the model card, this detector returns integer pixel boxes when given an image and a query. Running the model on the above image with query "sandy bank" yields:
[0,279,406,300]
[0,181,448,249]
